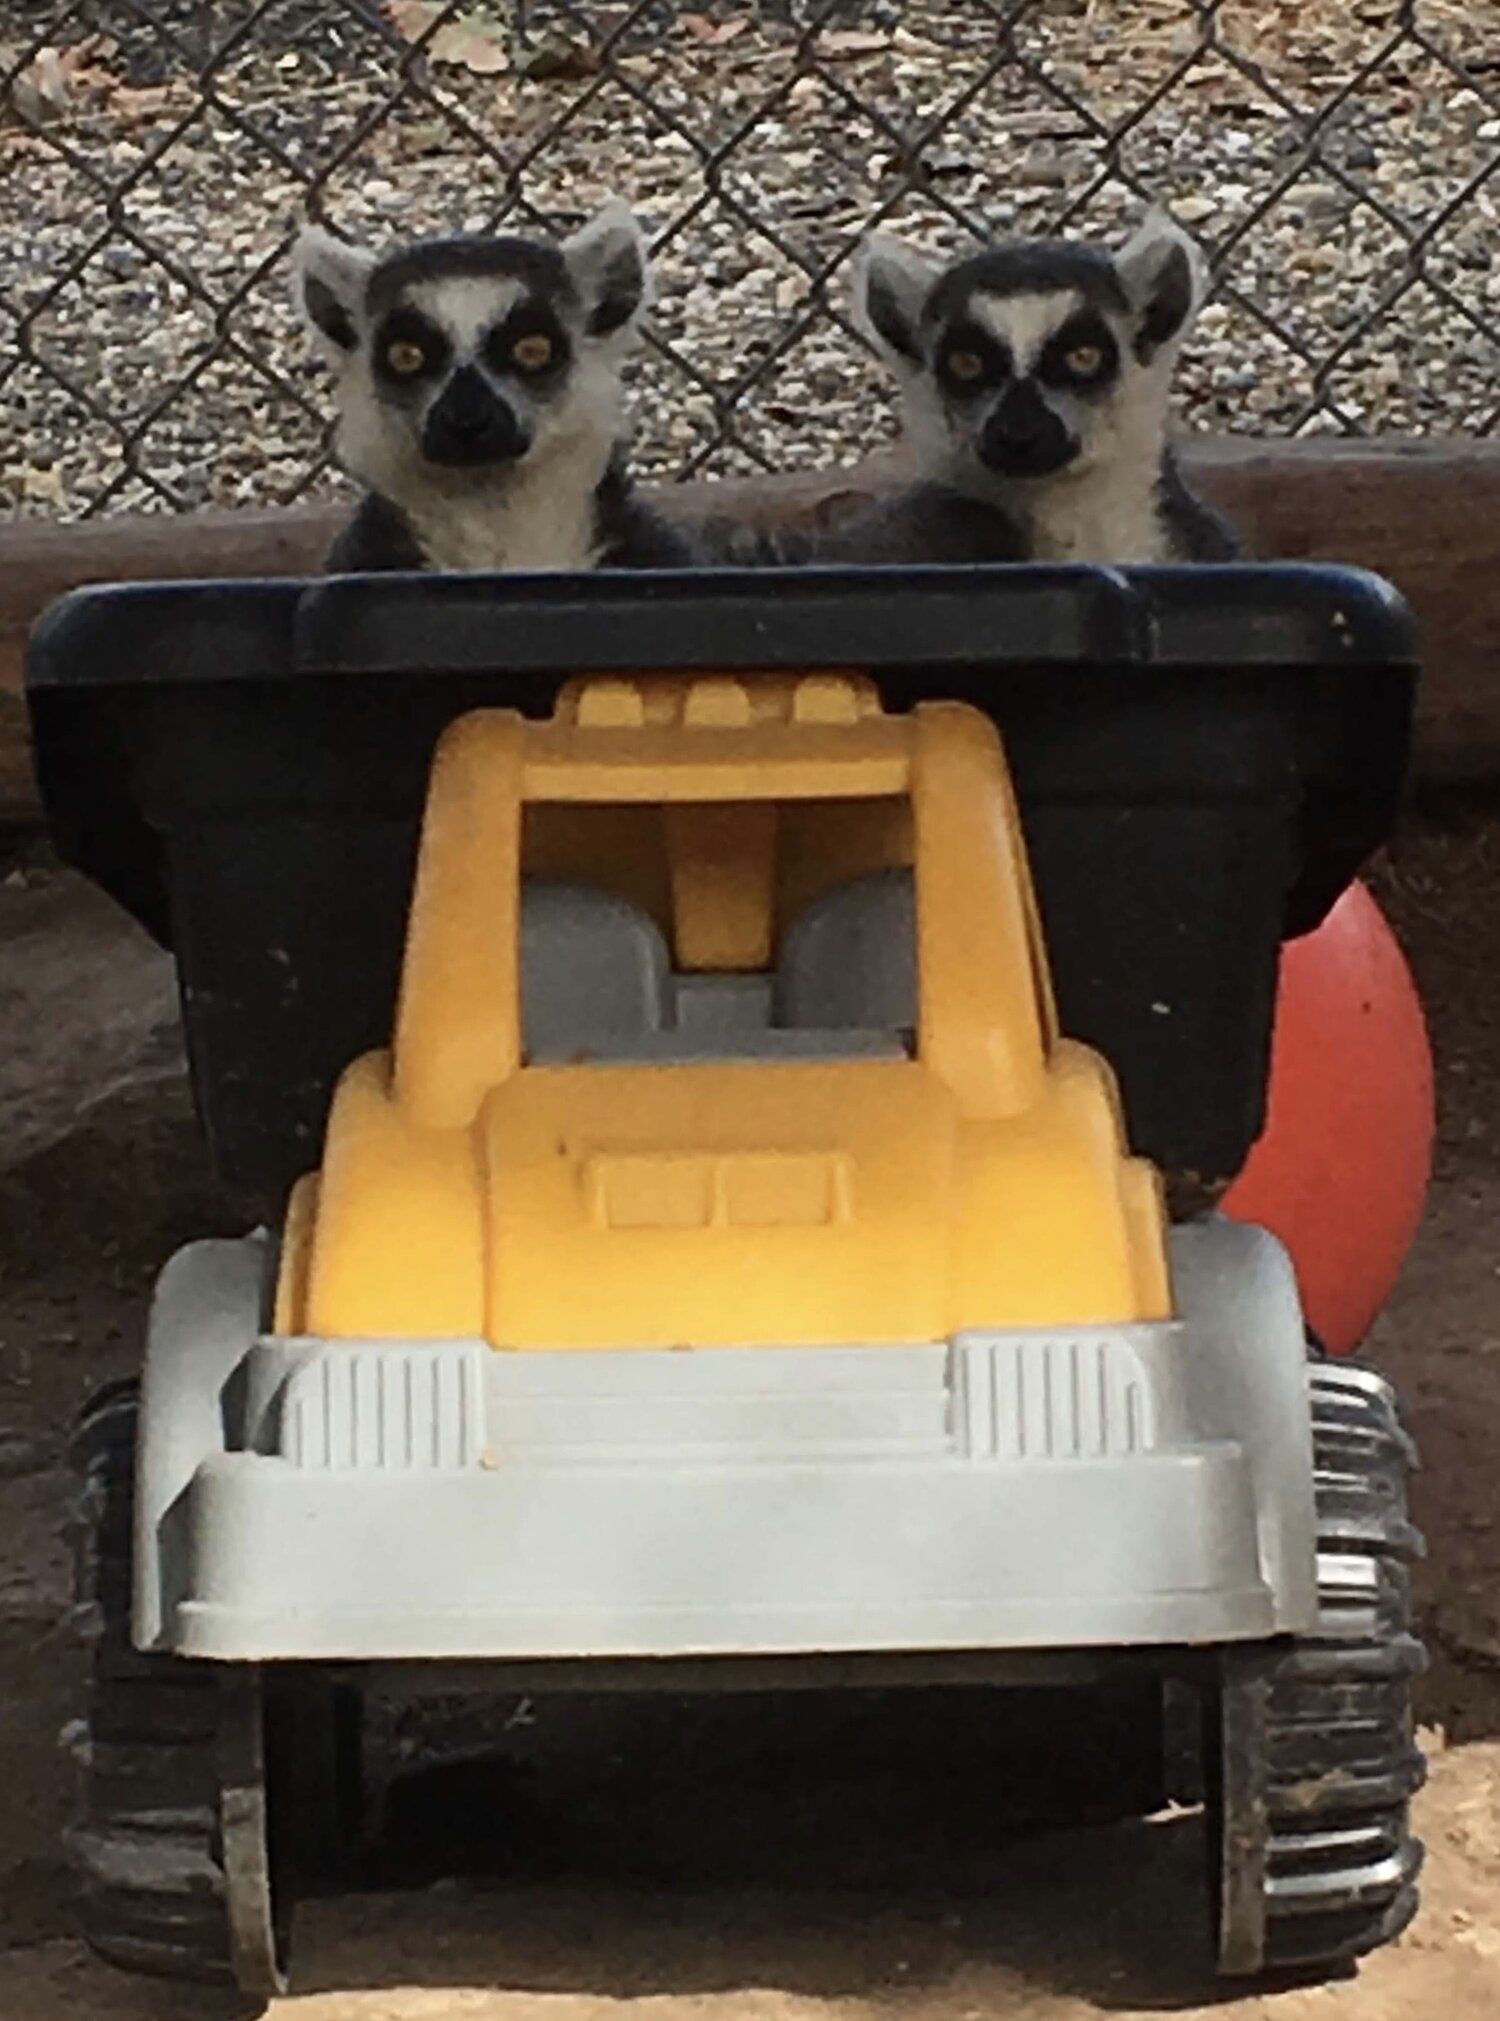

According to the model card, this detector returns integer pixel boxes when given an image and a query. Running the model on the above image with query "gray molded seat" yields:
[521,870,916,1066]
[776,868,917,1034]
[521,880,672,1060]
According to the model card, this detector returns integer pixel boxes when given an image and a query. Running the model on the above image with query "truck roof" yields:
[496,673,910,804]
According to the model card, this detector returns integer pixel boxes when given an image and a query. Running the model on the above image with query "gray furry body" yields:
[839,212,1239,567]
[691,482,1026,569]
[294,203,693,574]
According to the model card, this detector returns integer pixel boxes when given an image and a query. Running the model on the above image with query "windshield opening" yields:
[518,796,918,1066]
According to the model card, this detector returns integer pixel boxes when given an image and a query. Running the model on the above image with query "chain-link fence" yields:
[0,0,1496,519]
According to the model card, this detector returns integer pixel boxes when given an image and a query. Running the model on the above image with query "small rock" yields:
[1017,145,1069,189]
[924,149,975,179]
[1303,187,1348,224]
[1451,222,1490,267]
[517,37,596,83]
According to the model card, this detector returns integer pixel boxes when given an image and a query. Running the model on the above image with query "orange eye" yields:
[385,338,427,376]
[1065,343,1104,378]
[946,348,985,383]
[512,332,554,372]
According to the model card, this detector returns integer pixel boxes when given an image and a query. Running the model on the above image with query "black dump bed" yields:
[25,563,1416,1202]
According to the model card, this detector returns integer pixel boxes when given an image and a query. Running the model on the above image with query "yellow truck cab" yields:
[278,674,1169,1350]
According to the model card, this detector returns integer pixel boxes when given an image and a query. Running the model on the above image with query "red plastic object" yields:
[1221,881,1434,1357]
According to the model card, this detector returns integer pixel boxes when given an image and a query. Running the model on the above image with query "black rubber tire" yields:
[1211,1361,1426,1977]
[63,1379,291,2006]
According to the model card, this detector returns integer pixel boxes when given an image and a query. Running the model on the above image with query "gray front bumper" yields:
[134,1220,1318,1662]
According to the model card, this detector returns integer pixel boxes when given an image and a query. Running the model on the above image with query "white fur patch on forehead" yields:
[969,288,1086,372]
[401,275,528,354]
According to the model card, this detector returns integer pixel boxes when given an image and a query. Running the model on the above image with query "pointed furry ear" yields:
[293,225,375,357]
[1115,207,1209,362]
[853,235,943,367]
[563,198,648,339]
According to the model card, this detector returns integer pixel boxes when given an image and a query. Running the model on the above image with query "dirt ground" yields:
[3,801,1500,2020]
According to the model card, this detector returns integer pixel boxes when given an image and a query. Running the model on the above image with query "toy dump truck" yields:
[28,564,1425,2001]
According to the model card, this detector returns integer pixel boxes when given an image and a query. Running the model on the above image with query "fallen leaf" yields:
[7,47,75,126]
[386,0,437,38]
[681,13,748,43]
[110,82,193,126]
[401,117,456,156]
[386,2,511,75]
[20,464,66,509]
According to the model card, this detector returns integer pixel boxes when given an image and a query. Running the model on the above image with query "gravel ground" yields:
[0,0,1498,518]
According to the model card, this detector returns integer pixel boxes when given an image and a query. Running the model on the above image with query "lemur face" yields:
[293,202,648,492]
[855,212,1208,486]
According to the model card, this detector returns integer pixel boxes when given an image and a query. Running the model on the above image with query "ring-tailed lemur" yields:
[834,209,1237,565]
[293,201,693,573]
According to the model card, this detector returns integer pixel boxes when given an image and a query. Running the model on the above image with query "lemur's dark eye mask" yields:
[1036,310,1121,395]
[934,302,1122,403]
[482,301,572,386]
[936,321,1011,395]
[372,308,451,389]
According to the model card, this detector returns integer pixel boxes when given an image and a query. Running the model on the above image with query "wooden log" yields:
[0,693,32,826]
[3,437,1498,820]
